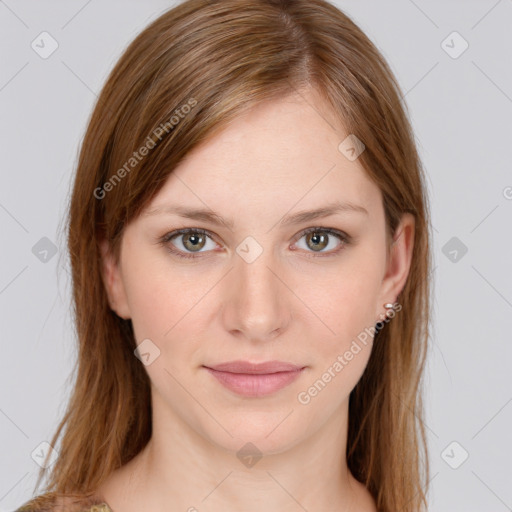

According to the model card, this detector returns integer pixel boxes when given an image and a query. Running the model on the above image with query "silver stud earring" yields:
[383,303,395,310]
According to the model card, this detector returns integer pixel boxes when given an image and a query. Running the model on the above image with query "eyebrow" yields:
[143,200,369,230]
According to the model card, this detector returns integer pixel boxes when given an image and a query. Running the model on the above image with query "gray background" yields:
[1,0,511,510]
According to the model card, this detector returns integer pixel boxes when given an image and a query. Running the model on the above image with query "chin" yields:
[199,408,311,459]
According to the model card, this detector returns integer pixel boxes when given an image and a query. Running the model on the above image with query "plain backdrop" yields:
[1,1,511,510]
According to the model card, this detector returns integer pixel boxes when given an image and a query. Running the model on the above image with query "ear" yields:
[375,213,415,320]
[99,238,131,320]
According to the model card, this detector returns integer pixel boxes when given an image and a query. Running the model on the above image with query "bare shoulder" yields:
[15,492,113,512]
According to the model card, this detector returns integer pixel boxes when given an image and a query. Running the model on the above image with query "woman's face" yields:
[101,88,414,455]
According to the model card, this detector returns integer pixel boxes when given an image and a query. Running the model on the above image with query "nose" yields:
[222,246,291,343]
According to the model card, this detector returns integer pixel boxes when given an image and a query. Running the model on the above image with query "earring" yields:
[375,303,395,333]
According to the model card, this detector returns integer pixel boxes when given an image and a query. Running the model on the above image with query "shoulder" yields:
[14,492,56,512]
[14,492,113,512]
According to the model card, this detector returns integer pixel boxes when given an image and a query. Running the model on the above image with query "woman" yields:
[16,0,432,510]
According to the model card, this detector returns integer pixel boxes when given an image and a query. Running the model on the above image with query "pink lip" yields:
[203,360,306,397]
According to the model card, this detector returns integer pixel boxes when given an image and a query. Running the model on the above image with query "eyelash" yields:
[158,226,351,260]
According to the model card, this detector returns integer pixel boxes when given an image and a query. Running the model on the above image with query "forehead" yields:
[143,90,382,221]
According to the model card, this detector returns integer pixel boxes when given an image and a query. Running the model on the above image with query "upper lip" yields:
[204,360,305,374]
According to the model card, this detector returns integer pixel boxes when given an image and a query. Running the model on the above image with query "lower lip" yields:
[204,367,305,397]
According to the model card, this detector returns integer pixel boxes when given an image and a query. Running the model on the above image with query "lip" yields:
[203,360,306,397]
[206,360,304,374]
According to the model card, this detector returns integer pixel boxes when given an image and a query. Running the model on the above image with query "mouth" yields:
[202,360,306,397]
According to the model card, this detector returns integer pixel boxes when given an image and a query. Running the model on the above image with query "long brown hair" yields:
[28,1,432,510]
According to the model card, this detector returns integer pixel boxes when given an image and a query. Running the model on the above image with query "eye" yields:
[161,228,218,259]
[292,227,350,256]
[158,226,351,260]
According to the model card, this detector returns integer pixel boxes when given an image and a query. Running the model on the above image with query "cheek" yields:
[292,257,382,403]
[121,254,220,373]
[302,265,381,348]
[124,277,170,341]
[295,274,378,410]
[120,253,196,343]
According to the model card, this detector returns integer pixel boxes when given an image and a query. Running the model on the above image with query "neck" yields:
[97,390,375,512]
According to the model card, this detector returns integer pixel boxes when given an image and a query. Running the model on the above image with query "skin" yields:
[97,87,414,512]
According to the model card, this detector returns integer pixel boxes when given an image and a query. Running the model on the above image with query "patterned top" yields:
[14,492,114,512]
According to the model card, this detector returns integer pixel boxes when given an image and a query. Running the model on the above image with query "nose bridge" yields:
[239,248,278,299]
